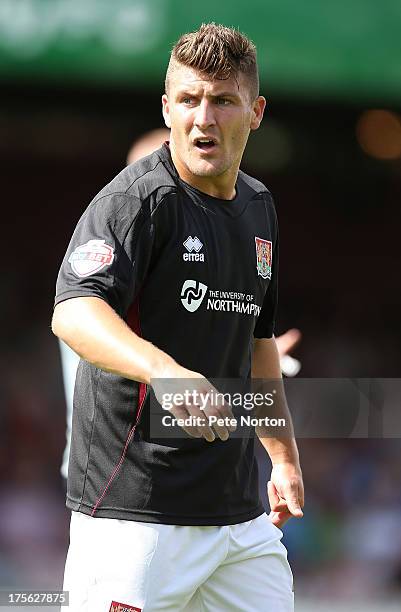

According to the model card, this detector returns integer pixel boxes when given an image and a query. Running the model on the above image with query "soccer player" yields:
[59,127,301,480]
[52,23,304,612]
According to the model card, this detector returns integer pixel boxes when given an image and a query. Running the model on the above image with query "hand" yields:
[275,328,301,357]
[152,365,237,442]
[276,329,302,377]
[268,462,304,529]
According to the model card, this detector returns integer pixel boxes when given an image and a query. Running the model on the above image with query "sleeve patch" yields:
[68,239,115,278]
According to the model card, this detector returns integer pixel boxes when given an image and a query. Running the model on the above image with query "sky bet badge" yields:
[255,237,272,280]
[68,239,114,277]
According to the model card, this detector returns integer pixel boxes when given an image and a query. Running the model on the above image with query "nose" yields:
[194,99,216,130]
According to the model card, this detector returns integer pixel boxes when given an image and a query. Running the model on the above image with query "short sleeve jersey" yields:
[55,143,279,526]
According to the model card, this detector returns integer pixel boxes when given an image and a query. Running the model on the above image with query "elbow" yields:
[51,302,71,342]
[51,314,60,339]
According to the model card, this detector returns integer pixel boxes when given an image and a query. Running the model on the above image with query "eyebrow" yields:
[177,89,240,100]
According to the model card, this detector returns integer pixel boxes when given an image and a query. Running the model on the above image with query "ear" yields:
[250,96,266,131]
[162,94,171,129]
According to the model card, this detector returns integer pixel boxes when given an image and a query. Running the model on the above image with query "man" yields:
[52,23,304,611]
[59,129,302,479]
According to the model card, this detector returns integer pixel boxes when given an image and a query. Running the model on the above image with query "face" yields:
[162,63,266,197]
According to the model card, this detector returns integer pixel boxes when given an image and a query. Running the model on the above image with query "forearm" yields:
[252,337,300,466]
[52,296,179,384]
[258,434,300,467]
[256,384,300,466]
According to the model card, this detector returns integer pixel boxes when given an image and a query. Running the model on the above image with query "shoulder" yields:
[238,169,275,209]
[118,146,178,202]
[86,146,179,223]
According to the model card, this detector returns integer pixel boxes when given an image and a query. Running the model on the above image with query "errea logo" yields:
[183,236,204,262]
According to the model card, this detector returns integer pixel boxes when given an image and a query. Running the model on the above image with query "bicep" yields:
[52,296,116,341]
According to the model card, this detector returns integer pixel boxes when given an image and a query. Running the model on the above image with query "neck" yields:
[169,143,237,200]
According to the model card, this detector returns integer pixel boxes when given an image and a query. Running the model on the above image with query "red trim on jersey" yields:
[127,297,148,414]
[90,296,147,517]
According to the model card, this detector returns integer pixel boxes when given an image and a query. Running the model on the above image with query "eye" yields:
[182,97,194,104]
[216,98,231,105]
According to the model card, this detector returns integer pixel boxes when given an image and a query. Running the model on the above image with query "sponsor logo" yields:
[68,239,114,278]
[180,281,261,317]
[109,602,141,612]
[180,280,208,312]
[255,237,272,280]
[207,294,261,316]
[183,235,204,262]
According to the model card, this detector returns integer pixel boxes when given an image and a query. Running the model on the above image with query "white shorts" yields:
[63,511,294,612]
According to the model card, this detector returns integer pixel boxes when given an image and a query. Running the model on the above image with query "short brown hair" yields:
[165,23,259,101]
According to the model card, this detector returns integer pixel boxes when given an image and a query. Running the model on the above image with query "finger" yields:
[214,408,237,433]
[169,405,203,439]
[185,403,216,442]
[200,396,232,441]
[298,480,305,508]
[205,411,231,441]
[298,483,305,508]
[268,481,290,511]
[285,491,304,517]
[268,481,285,511]
[189,385,231,441]
[275,329,301,356]
[204,391,237,434]
[269,481,300,513]
[271,498,290,512]
[182,426,203,438]
[269,510,292,529]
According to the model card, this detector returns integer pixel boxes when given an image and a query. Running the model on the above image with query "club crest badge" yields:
[68,239,114,278]
[255,237,272,280]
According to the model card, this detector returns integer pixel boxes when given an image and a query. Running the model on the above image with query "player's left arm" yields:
[252,336,304,528]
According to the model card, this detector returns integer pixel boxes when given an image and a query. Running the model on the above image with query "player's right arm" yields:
[52,295,182,386]
[52,297,233,442]
[52,190,233,441]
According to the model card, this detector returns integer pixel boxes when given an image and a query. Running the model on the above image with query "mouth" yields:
[193,137,218,153]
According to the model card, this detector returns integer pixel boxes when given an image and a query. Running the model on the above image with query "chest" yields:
[159,197,273,289]
[145,195,274,318]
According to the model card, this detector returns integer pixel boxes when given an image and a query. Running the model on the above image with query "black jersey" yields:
[55,143,279,525]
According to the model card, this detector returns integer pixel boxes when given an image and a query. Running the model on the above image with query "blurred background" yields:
[1,0,401,610]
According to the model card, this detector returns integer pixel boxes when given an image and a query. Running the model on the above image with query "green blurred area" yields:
[0,0,401,101]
